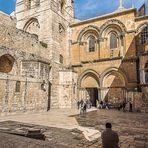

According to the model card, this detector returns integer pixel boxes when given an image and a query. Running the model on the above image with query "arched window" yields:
[88,36,96,52]
[145,62,148,84]
[15,81,21,92]
[140,26,148,44]
[110,33,118,49]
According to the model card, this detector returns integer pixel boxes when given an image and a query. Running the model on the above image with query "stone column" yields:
[2,75,9,113]
[140,70,145,84]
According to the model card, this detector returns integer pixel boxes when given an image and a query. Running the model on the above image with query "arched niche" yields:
[0,54,15,73]
[23,18,40,36]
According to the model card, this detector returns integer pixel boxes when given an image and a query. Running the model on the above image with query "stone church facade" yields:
[70,9,148,112]
[0,0,147,116]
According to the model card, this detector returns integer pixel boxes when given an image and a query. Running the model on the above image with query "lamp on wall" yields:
[41,80,47,91]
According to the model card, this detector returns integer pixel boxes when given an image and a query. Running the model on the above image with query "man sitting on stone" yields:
[101,122,119,148]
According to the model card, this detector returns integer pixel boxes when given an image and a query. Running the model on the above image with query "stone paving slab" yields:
[74,110,148,148]
[0,132,72,148]
[0,109,147,148]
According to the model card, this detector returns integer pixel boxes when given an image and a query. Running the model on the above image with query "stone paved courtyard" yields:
[0,109,147,148]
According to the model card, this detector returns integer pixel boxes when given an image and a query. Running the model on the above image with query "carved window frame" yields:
[139,26,148,44]
[15,81,21,93]
[87,35,96,52]
[109,33,118,49]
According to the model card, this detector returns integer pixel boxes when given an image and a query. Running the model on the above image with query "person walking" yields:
[129,101,133,112]
[83,101,87,114]
[101,122,119,148]
[80,99,84,108]
[122,101,126,112]
[77,100,80,110]
[100,100,103,109]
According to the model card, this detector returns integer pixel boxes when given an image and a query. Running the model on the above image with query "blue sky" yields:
[75,0,148,19]
[0,0,147,20]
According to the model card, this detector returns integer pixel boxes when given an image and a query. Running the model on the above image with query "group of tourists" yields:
[77,99,92,114]
[76,98,132,148]
[97,100,109,109]
[77,98,133,114]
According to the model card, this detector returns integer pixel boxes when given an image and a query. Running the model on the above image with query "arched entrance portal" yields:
[79,71,100,107]
[102,70,126,103]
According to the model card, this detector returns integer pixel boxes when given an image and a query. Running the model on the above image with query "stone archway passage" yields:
[86,87,98,107]
[0,54,15,73]
[79,71,100,107]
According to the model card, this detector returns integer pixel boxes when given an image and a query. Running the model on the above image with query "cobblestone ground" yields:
[74,110,148,148]
[0,110,147,148]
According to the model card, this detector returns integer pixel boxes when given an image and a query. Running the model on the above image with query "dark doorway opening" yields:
[86,88,98,107]
[47,81,52,111]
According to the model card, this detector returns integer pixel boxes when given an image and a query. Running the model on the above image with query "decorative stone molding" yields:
[136,22,148,34]
[99,19,127,37]
[77,69,100,87]
[77,25,100,42]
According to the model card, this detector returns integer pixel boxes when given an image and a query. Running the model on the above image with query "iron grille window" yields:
[88,36,96,52]
[140,26,148,44]
[110,33,118,49]
[15,81,21,92]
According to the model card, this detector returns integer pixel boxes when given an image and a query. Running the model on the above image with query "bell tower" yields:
[15,0,74,109]
[15,0,74,43]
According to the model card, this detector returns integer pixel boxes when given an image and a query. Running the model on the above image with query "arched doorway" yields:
[79,71,100,107]
[0,54,15,73]
[102,70,126,103]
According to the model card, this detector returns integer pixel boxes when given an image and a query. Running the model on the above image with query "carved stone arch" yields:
[0,54,15,73]
[23,18,40,36]
[136,22,148,35]
[100,67,128,87]
[78,69,100,88]
[100,19,127,37]
[77,25,100,42]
